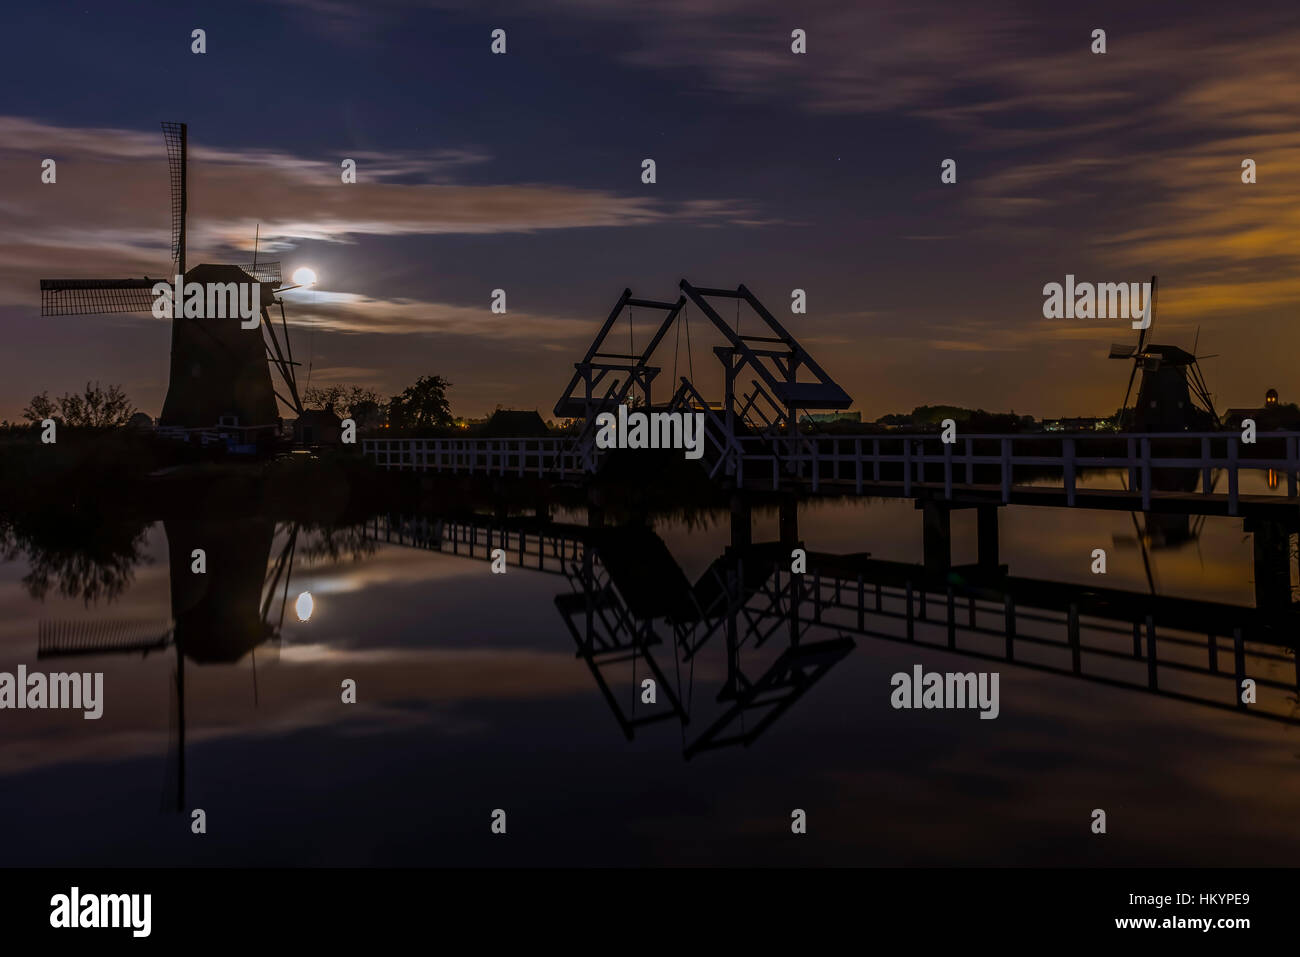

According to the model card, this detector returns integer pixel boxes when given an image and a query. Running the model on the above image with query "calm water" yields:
[0,488,1296,866]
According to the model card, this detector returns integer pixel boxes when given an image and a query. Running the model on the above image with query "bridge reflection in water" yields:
[367,505,1300,757]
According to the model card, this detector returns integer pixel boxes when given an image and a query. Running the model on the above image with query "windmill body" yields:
[158,264,280,434]
[1127,344,1217,432]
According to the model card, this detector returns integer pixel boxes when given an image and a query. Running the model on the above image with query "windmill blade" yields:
[1186,358,1220,425]
[1137,274,1157,352]
[261,303,304,415]
[40,278,161,316]
[237,261,282,285]
[38,619,173,658]
[1119,356,1141,424]
[1129,510,1158,596]
[161,121,187,276]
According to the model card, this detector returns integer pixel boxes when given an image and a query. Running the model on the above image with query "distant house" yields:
[478,409,551,437]
[293,408,342,446]
[1222,388,1300,430]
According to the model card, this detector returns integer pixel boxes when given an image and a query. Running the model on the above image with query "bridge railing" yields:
[742,431,1300,513]
[364,432,1300,512]
[363,437,588,478]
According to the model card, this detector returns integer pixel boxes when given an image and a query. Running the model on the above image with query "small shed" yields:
[293,408,342,446]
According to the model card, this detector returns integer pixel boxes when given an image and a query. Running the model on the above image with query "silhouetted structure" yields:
[293,408,343,446]
[39,121,306,447]
[479,409,549,437]
[1108,276,1218,431]
[158,263,280,434]
[555,280,852,453]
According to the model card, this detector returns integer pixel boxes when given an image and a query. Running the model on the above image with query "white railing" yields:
[363,437,588,478]
[363,431,1300,514]
[743,431,1300,514]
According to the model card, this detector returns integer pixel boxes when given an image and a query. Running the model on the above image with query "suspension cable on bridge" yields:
[684,303,695,392]
[673,305,681,392]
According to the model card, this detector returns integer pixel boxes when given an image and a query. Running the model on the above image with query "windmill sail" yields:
[161,120,186,275]
[40,278,160,316]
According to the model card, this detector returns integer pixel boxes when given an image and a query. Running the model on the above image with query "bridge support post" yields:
[1247,519,1292,610]
[730,495,752,550]
[977,505,1000,572]
[922,500,951,574]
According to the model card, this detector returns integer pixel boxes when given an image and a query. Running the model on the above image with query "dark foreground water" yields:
[0,488,1296,866]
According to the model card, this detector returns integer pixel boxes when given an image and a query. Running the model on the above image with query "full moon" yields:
[292,267,317,286]
[295,591,314,622]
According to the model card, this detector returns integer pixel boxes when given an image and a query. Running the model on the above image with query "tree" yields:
[388,375,453,429]
[303,384,383,420]
[22,392,57,424]
[23,383,136,428]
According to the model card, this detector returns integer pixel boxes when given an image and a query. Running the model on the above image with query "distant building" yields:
[127,412,155,431]
[1224,388,1300,431]
[478,409,550,437]
[293,409,342,446]
[1042,416,1114,432]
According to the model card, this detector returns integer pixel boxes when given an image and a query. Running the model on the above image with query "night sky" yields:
[3,0,1298,421]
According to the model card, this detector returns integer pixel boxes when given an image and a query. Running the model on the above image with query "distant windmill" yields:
[1108,275,1219,431]
[39,122,306,445]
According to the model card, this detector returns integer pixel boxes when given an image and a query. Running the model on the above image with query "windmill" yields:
[1107,275,1219,432]
[39,121,306,448]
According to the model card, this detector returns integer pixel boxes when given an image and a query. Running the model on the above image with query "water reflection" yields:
[18,513,372,812]
[0,510,150,605]
[371,508,1300,753]
[1,493,1297,864]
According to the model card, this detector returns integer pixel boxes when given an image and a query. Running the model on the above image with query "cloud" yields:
[0,116,750,307]
[264,2,1300,321]
[279,288,594,340]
